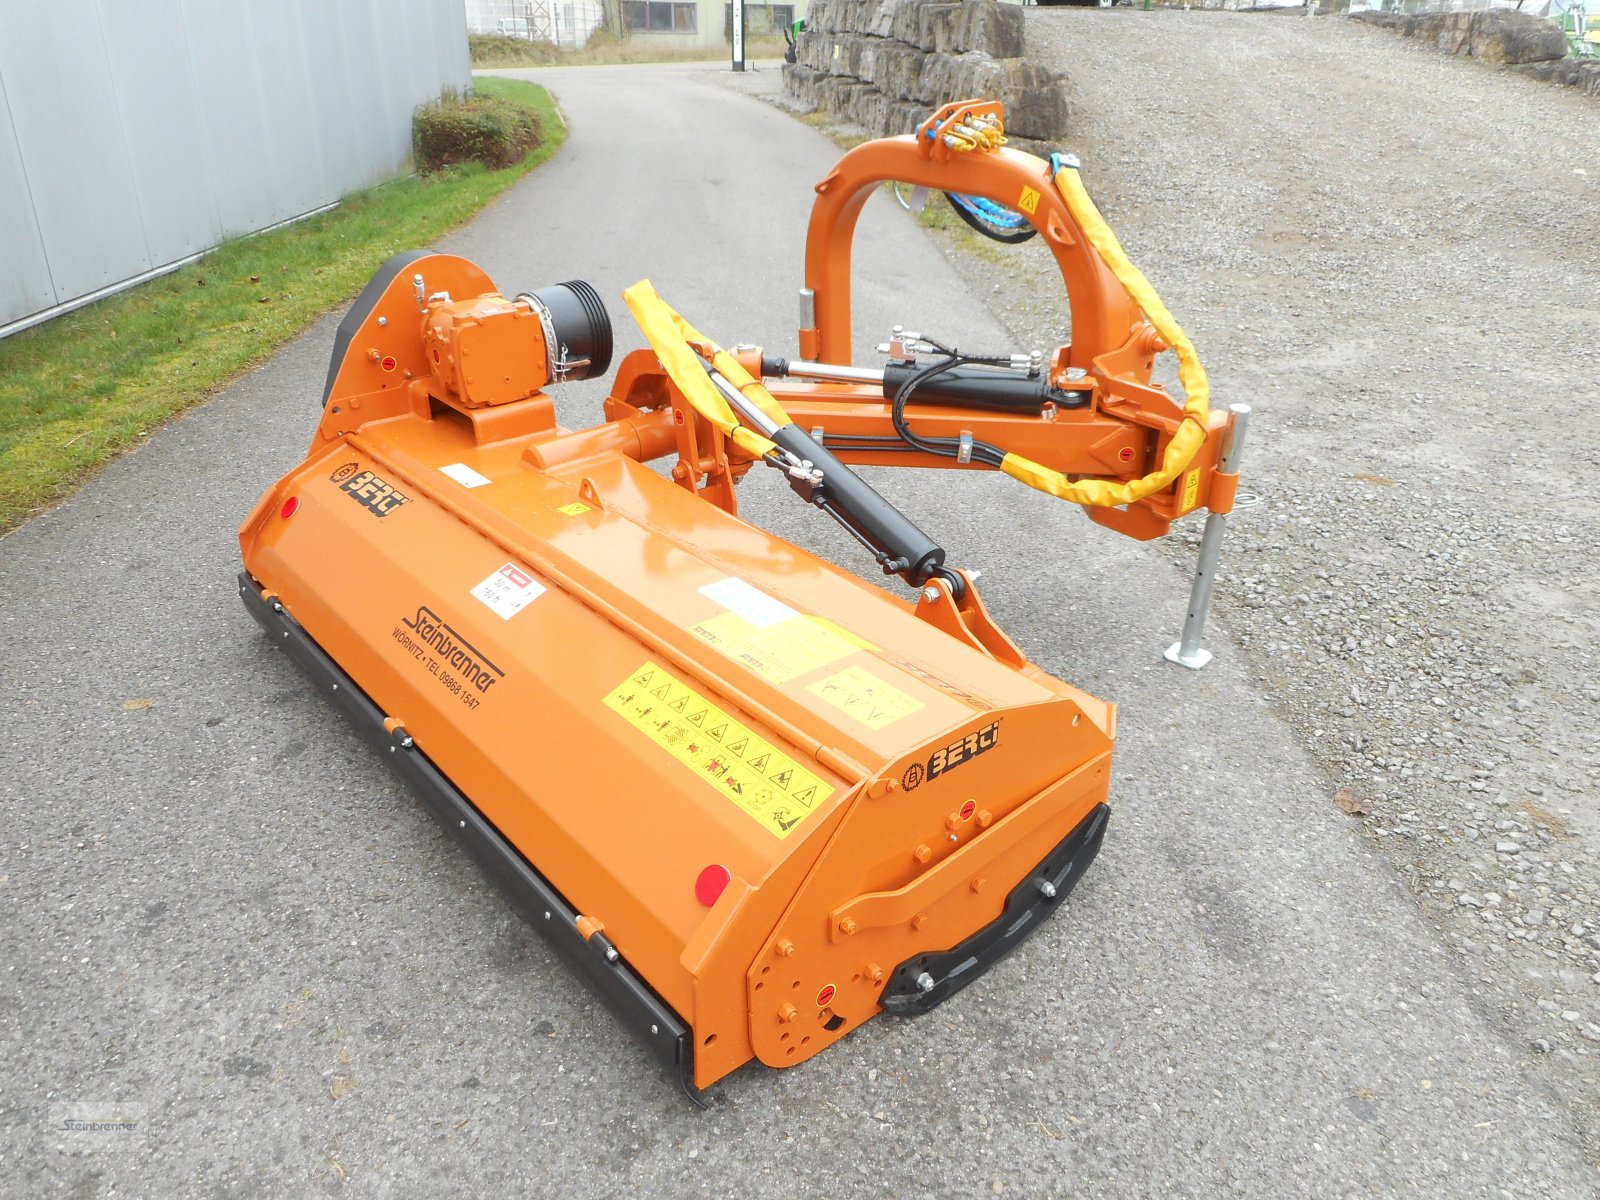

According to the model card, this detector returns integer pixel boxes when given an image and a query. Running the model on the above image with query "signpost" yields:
[732,0,746,72]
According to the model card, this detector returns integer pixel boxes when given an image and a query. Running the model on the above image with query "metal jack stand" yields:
[1164,403,1252,670]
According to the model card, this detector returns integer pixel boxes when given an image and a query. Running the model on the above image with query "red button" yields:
[816,983,836,1007]
[279,496,299,519]
[959,800,977,821]
[695,864,731,907]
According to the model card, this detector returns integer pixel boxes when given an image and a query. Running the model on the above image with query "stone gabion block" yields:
[784,0,1070,141]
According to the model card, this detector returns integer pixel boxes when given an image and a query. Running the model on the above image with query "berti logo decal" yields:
[398,606,504,694]
[901,721,1001,791]
[339,468,409,517]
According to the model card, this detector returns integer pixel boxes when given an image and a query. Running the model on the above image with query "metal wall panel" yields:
[334,0,402,189]
[371,1,422,181]
[97,0,218,265]
[438,0,476,98]
[303,2,382,195]
[181,0,282,235]
[0,4,150,302]
[247,2,337,222]
[0,75,57,319]
[0,0,472,333]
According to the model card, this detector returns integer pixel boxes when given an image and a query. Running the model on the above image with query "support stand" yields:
[1164,403,1252,670]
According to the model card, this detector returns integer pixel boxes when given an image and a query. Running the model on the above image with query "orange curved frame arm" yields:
[801,133,1141,369]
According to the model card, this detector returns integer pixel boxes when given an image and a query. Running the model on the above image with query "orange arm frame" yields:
[801,132,1138,370]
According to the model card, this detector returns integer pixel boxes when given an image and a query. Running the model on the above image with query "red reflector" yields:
[380,355,397,372]
[1119,447,1135,462]
[959,799,977,821]
[695,864,731,907]
[815,983,836,1007]
[279,496,299,519]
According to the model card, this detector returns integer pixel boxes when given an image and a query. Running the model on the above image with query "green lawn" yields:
[0,77,564,537]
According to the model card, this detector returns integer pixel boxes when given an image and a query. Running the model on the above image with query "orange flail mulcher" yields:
[239,102,1246,1098]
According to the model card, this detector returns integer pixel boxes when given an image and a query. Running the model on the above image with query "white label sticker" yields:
[698,577,797,629]
[441,462,491,489]
[471,563,546,620]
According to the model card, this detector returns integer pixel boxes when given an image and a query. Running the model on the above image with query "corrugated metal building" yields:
[0,0,471,336]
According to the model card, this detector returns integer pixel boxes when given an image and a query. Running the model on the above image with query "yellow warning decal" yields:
[604,662,835,840]
[807,665,924,730]
[1179,468,1201,514]
[558,502,591,516]
[811,616,878,653]
[690,612,857,684]
[1018,185,1041,215]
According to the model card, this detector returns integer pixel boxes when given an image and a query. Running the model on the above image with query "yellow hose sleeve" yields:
[622,280,788,461]
[998,167,1210,508]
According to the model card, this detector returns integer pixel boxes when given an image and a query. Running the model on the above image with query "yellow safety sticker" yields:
[558,502,591,516]
[811,616,878,653]
[604,662,835,840]
[690,611,857,684]
[807,665,924,731]
[1018,185,1041,215]
[1180,468,1201,513]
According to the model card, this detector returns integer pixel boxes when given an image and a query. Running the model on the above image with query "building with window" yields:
[466,1,803,50]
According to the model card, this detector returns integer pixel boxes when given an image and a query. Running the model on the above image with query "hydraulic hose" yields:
[624,280,950,590]
[622,280,790,461]
[996,156,1211,508]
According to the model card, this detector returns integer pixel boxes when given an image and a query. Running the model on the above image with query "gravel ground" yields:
[916,6,1600,1149]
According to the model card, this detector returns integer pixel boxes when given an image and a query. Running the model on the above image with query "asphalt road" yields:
[3,60,1595,1197]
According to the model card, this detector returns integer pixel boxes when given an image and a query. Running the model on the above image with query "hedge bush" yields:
[467,34,559,67]
[413,91,543,173]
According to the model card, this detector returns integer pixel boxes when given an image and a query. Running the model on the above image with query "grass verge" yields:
[0,77,564,537]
